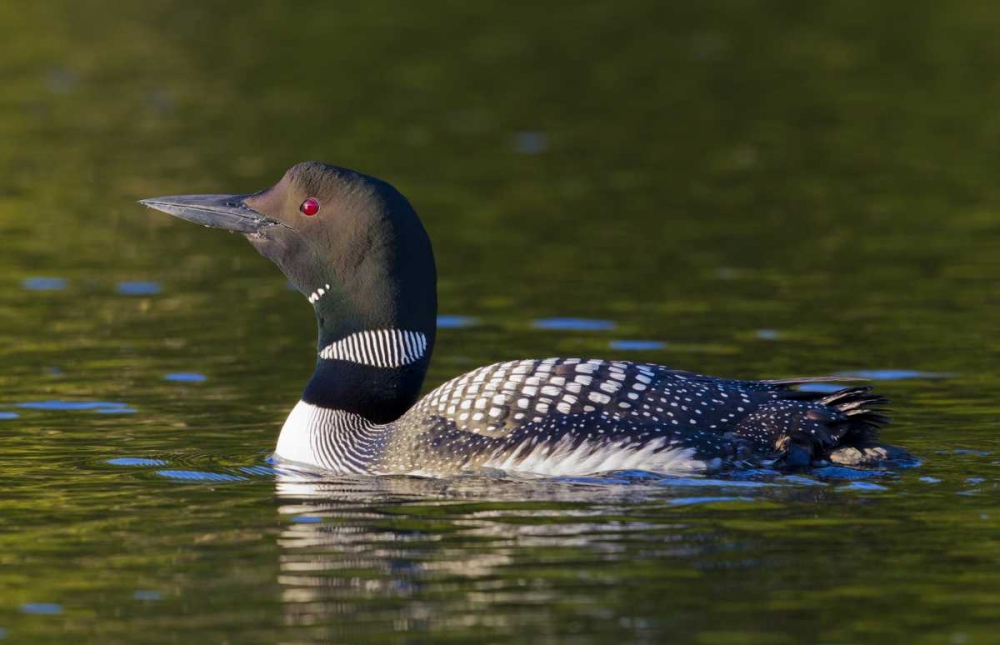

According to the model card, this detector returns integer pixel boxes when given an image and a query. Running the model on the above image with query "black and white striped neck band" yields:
[319,330,428,368]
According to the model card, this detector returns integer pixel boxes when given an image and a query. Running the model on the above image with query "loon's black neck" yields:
[302,353,433,424]
[301,294,437,423]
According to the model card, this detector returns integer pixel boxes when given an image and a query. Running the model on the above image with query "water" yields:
[2,1,999,642]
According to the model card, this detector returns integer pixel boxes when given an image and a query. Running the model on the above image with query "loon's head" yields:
[141,162,437,421]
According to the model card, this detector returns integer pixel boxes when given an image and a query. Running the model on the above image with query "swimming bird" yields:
[141,162,906,476]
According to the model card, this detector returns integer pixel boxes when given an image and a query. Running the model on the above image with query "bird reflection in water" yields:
[270,467,702,636]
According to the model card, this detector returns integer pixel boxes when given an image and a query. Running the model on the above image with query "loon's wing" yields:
[398,359,895,474]
[393,358,756,474]
[412,358,750,439]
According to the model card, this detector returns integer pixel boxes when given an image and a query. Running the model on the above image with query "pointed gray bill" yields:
[139,194,278,234]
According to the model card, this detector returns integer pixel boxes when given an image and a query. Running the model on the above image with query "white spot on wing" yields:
[588,392,611,404]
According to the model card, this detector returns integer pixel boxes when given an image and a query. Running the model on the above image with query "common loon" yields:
[141,162,905,477]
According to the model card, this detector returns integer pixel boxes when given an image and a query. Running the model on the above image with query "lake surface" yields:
[2,1,999,642]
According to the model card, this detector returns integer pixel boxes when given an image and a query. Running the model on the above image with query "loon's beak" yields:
[139,194,278,234]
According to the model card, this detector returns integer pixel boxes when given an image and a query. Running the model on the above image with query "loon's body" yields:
[142,162,903,477]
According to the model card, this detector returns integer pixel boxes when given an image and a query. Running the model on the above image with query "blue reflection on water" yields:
[164,372,207,383]
[945,449,991,457]
[133,590,162,601]
[22,277,67,291]
[729,468,781,478]
[107,457,168,467]
[557,475,630,486]
[795,383,846,393]
[610,339,666,351]
[837,369,954,380]
[656,477,778,489]
[755,329,781,340]
[794,369,953,393]
[0,412,19,420]
[117,281,162,295]
[533,317,616,331]
[291,516,323,524]
[513,131,547,155]
[837,481,888,492]
[156,470,248,482]
[614,470,666,481]
[17,401,134,413]
[668,496,753,506]
[778,474,828,487]
[239,465,278,476]
[812,466,888,480]
[19,603,62,615]
[437,315,477,329]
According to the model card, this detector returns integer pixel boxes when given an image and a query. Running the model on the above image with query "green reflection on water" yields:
[1,0,999,642]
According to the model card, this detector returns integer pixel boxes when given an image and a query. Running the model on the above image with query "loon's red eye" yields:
[300,198,320,216]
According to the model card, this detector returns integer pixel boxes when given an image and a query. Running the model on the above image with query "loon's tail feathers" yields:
[762,377,892,434]
[751,380,900,468]
[818,385,891,438]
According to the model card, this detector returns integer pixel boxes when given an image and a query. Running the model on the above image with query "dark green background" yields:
[1,1,998,642]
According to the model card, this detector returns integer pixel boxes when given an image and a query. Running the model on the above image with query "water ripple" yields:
[812,466,889,480]
[116,281,162,295]
[610,340,666,351]
[656,476,779,489]
[107,457,168,467]
[513,130,547,155]
[21,277,67,291]
[164,372,207,383]
[836,369,955,380]
[19,603,62,615]
[533,318,616,331]
[156,470,248,482]
[240,465,279,476]
[795,383,844,393]
[437,315,477,329]
[16,400,135,413]
[668,496,754,506]
[837,481,889,492]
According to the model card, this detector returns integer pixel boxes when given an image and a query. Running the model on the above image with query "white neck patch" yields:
[319,329,428,368]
